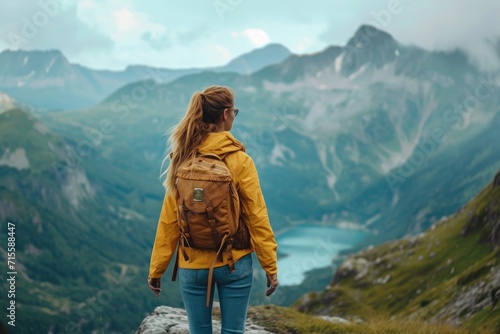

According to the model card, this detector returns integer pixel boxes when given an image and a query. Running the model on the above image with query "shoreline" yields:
[274,220,371,237]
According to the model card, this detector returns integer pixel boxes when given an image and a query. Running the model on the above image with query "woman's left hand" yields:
[148,277,161,297]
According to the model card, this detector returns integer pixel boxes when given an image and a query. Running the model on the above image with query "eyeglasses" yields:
[219,107,239,119]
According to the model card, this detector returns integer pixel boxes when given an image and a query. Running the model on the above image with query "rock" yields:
[319,315,350,324]
[492,220,500,249]
[432,266,500,325]
[135,306,191,334]
[372,274,391,285]
[493,170,500,187]
[461,209,481,236]
[331,257,371,284]
[135,306,273,334]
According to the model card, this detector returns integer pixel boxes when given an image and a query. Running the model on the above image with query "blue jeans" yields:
[179,254,253,334]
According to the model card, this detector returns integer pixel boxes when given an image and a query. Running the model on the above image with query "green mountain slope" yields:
[0,109,183,333]
[246,304,495,334]
[294,170,500,332]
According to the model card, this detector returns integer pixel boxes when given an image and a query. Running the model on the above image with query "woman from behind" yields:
[147,85,278,334]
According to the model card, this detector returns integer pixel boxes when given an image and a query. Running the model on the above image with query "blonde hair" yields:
[162,85,234,191]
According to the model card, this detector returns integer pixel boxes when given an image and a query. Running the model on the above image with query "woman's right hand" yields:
[148,277,161,297]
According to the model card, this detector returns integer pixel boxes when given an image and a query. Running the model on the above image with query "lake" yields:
[276,224,369,286]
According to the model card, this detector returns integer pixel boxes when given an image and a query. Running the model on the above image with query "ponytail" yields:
[162,86,234,191]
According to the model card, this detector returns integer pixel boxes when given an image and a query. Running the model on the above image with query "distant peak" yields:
[340,24,399,76]
[241,43,292,58]
[355,24,385,36]
[220,42,292,74]
[258,43,291,53]
[347,25,396,49]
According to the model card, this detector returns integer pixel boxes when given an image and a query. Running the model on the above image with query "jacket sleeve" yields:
[237,154,278,275]
[148,191,180,278]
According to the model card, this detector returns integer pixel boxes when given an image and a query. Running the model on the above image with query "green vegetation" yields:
[248,305,495,334]
[294,173,500,333]
[0,109,184,333]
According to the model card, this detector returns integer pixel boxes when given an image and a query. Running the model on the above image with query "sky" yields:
[1,0,499,71]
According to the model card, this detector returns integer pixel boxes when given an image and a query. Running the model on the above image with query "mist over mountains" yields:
[0,24,499,333]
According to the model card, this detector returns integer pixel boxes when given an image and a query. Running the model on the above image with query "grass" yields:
[248,305,497,334]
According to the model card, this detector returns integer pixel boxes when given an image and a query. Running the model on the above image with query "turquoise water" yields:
[276,224,368,286]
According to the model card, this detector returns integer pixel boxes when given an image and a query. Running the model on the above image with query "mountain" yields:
[0,49,126,110]
[0,44,291,110]
[294,170,500,332]
[219,43,291,74]
[341,24,400,76]
[251,24,500,241]
[0,108,185,333]
[74,24,499,238]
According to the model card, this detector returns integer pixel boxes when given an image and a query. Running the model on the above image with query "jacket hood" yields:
[197,131,245,157]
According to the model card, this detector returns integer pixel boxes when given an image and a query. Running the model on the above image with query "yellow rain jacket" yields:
[149,131,278,278]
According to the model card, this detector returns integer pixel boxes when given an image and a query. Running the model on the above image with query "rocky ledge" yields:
[135,305,274,334]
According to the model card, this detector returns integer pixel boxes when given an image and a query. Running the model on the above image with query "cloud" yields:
[112,7,141,34]
[399,0,500,70]
[0,1,114,55]
[231,28,270,47]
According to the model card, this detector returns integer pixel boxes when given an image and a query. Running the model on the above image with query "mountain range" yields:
[0,43,291,110]
[48,24,500,240]
[0,24,499,333]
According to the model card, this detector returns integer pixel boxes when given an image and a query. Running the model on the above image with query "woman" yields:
[147,85,279,333]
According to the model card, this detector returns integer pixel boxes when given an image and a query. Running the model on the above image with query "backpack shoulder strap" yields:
[171,242,180,281]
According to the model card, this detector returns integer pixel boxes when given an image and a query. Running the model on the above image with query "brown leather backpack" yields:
[172,152,250,306]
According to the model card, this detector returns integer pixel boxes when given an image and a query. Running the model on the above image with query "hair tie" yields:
[200,93,206,106]
[201,93,214,123]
